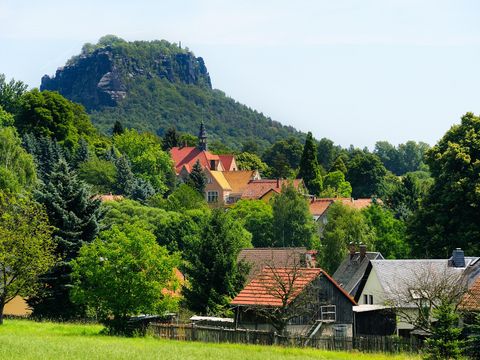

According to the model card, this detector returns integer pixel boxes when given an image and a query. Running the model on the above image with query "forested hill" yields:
[40,35,303,150]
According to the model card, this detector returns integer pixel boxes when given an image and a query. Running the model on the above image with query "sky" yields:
[1,0,479,148]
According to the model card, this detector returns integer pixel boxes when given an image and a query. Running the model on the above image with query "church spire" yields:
[198,120,207,151]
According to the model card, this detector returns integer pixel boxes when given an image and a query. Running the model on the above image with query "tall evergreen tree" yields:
[188,160,207,195]
[162,127,180,151]
[114,156,135,195]
[28,159,102,319]
[112,120,124,135]
[183,209,251,314]
[22,135,65,182]
[298,132,322,195]
[73,138,90,167]
[271,183,318,248]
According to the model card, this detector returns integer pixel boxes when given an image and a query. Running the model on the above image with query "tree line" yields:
[1,73,480,339]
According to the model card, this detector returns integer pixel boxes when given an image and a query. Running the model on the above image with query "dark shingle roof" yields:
[332,252,384,296]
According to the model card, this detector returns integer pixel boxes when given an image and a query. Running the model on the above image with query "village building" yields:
[309,197,377,226]
[170,122,305,205]
[354,249,480,337]
[231,267,356,338]
[332,244,384,298]
[237,247,317,282]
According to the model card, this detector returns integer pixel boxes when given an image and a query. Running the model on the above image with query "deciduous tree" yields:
[71,223,179,334]
[408,113,480,257]
[0,193,54,324]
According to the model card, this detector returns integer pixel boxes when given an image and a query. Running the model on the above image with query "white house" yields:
[355,249,480,336]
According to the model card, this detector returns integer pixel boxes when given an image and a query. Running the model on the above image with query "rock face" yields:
[41,44,212,110]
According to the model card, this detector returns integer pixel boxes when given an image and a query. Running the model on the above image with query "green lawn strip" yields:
[0,320,419,360]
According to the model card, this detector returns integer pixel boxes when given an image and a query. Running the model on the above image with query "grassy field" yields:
[0,320,420,360]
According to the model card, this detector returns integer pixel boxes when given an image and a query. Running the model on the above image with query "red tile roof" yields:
[170,146,220,174]
[460,276,480,311]
[218,155,235,170]
[231,267,356,307]
[241,179,304,200]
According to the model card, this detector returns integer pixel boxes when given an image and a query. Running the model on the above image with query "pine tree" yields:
[162,127,180,151]
[73,138,89,167]
[466,312,480,359]
[131,178,155,202]
[28,159,102,319]
[188,160,207,195]
[424,303,463,360]
[23,135,65,182]
[112,120,124,135]
[114,156,135,195]
[298,132,322,195]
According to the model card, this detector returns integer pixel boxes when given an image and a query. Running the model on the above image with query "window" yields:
[207,176,212,184]
[363,294,374,304]
[210,160,216,170]
[207,191,218,203]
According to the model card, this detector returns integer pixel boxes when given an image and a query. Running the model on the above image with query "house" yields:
[237,247,316,282]
[222,170,260,204]
[354,249,480,336]
[170,121,230,177]
[309,197,377,225]
[205,170,232,204]
[241,179,305,202]
[332,244,384,298]
[231,267,356,337]
[3,296,31,317]
[218,155,238,171]
[94,194,124,202]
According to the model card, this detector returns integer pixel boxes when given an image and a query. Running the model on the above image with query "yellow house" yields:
[4,296,31,316]
[205,170,232,204]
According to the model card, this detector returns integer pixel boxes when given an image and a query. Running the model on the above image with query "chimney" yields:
[348,242,356,260]
[359,244,367,261]
[276,178,280,188]
[451,248,465,268]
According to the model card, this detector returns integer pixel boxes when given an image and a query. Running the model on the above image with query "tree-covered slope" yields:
[41,35,303,150]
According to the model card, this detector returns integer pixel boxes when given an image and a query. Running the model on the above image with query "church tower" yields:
[198,120,208,151]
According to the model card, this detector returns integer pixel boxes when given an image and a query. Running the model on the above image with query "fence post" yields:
[273,331,278,346]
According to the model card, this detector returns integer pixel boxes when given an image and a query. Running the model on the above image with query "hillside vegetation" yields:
[0,320,419,360]
[41,35,302,151]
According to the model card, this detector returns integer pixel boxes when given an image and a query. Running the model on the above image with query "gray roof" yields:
[370,258,479,299]
[333,252,384,296]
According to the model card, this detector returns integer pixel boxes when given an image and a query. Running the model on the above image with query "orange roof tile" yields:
[223,171,257,194]
[460,277,480,311]
[309,199,334,216]
[241,179,304,200]
[308,197,376,216]
[231,267,356,307]
[94,194,124,202]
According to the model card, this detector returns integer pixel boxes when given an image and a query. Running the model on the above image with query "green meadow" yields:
[0,320,419,360]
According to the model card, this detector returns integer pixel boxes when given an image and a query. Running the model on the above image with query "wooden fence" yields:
[148,323,423,354]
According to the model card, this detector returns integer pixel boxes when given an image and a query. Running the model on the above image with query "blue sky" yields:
[1,0,479,148]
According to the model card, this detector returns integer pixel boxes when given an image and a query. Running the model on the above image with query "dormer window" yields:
[210,160,216,170]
